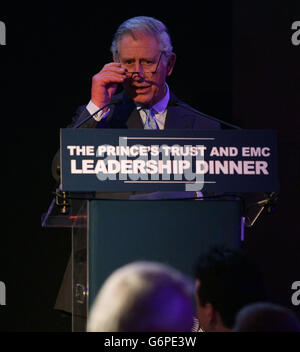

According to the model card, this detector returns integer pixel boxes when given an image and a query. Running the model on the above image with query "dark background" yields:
[0,0,299,331]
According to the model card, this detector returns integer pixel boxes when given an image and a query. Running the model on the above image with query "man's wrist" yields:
[86,100,110,121]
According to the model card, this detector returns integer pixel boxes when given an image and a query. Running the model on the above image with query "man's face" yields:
[116,33,175,107]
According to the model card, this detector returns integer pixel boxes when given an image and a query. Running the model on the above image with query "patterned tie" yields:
[143,108,158,129]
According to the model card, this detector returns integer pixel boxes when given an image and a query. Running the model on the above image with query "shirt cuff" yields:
[86,100,110,121]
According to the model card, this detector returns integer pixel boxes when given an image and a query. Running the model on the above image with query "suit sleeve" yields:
[51,104,99,182]
[68,105,99,128]
[192,113,221,130]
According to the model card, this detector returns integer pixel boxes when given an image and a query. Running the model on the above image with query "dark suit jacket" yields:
[70,90,221,130]
[52,91,220,181]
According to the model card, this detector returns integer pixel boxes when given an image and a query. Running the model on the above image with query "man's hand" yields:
[91,63,127,108]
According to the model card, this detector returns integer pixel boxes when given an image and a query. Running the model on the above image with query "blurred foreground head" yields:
[234,302,300,332]
[194,245,266,331]
[87,261,195,332]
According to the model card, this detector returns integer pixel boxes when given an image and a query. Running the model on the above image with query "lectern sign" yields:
[60,129,279,192]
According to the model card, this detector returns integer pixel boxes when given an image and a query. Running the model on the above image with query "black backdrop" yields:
[0,0,299,331]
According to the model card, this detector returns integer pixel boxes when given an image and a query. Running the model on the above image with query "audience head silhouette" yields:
[87,261,195,332]
[234,302,300,332]
[194,245,266,331]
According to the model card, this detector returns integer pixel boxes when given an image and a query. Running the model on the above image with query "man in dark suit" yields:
[70,15,220,131]
[52,15,219,182]
[53,15,220,315]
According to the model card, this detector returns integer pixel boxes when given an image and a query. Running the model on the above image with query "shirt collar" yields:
[135,83,170,114]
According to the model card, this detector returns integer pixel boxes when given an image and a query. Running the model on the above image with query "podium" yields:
[42,128,278,331]
[42,195,243,331]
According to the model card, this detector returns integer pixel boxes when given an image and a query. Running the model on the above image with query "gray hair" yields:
[110,16,173,60]
[86,261,195,332]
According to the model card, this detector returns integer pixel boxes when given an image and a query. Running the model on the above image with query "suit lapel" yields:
[110,92,143,129]
[110,90,190,129]
[126,108,144,128]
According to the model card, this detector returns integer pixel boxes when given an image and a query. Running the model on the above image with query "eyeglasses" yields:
[121,52,164,78]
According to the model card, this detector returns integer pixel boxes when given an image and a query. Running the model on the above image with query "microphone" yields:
[73,98,122,128]
[170,99,242,130]
[244,192,279,227]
